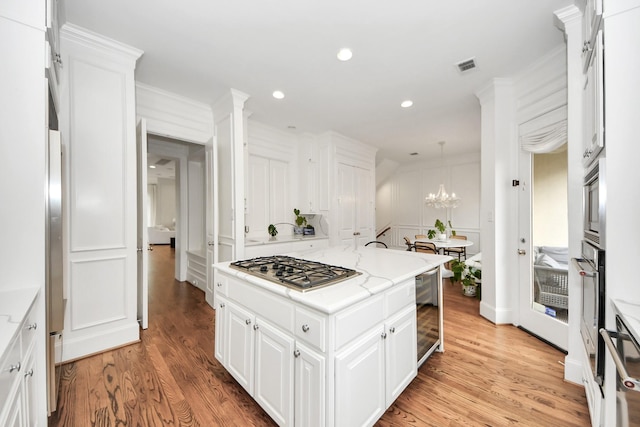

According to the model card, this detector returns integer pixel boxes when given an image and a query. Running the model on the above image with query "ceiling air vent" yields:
[456,57,477,73]
[155,158,172,166]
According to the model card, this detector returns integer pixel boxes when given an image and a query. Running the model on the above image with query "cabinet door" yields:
[226,301,255,394]
[335,327,385,427]
[385,306,417,406]
[246,156,269,237]
[22,348,36,427]
[295,342,325,427]
[582,30,604,166]
[214,297,227,364]
[254,319,294,426]
[269,159,289,225]
[337,163,373,246]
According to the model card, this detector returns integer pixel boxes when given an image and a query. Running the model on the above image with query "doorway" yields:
[139,133,209,327]
[518,146,569,350]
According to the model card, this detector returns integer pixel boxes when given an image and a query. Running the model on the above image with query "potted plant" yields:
[293,209,307,234]
[427,219,456,240]
[268,224,278,239]
[450,259,482,298]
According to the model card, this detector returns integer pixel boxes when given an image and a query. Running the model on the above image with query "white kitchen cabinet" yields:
[0,289,40,427]
[46,0,61,110]
[214,267,419,427]
[254,319,294,425]
[299,139,328,214]
[246,155,289,237]
[225,300,255,393]
[337,163,374,246]
[582,29,604,166]
[335,327,386,427]
[294,342,325,427]
[385,305,417,406]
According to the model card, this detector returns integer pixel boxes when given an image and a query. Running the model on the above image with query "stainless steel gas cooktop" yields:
[229,255,361,292]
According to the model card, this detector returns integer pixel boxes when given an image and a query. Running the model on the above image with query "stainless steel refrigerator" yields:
[46,127,64,414]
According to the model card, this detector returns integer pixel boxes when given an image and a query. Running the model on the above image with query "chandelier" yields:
[425,141,460,209]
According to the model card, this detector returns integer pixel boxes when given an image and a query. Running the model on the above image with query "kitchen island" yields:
[213,245,449,427]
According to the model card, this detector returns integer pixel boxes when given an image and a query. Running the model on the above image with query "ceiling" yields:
[63,0,573,164]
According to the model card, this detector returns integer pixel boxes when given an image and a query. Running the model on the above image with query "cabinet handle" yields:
[582,40,592,54]
[246,319,251,325]
[217,282,222,287]
[294,350,300,358]
[301,324,310,333]
[27,323,37,330]
[9,362,21,373]
[253,324,259,330]
[381,332,387,339]
[219,303,225,308]
[24,369,34,378]
[389,327,396,333]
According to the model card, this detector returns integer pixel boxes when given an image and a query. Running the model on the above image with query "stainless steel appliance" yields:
[572,240,606,391]
[583,157,606,248]
[415,266,441,367]
[229,256,361,292]
[601,317,640,426]
[46,111,65,412]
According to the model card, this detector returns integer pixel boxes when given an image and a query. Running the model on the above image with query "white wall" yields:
[155,177,176,227]
[376,152,481,253]
[533,149,568,247]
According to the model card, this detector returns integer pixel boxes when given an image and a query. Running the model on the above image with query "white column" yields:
[475,79,516,324]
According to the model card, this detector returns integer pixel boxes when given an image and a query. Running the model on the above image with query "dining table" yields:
[414,237,474,254]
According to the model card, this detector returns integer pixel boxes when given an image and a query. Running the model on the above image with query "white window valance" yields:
[519,106,567,153]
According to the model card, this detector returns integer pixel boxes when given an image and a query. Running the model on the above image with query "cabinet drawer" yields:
[295,307,326,351]
[334,295,384,350]
[214,273,229,296]
[21,305,38,355]
[0,334,21,408]
[385,279,416,316]
[228,278,294,333]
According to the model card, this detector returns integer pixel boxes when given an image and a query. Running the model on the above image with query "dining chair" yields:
[403,236,415,251]
[414,241,438,254]
[415,234,427,240]
[365,241,388,248]
[445,235,467,261]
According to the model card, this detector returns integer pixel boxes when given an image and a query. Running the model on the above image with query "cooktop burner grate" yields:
[229,255,361,291]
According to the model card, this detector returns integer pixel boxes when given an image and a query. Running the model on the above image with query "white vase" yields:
[437,233,447,241]
[462,284,477,297]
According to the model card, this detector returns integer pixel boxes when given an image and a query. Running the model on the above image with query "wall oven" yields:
[573,240,606,390]
[583,157,606,248]
[600,316,640,426]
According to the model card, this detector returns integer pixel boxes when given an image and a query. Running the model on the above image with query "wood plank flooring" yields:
[49,246,591,426]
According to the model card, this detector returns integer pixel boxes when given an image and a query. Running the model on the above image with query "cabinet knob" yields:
[24,369,34,378]
[301,324,310,333]
[219,303,225,308]
[253,324,259,330]
[294,349,301,358]
[381,332,387,339]
[246,319,252,325]
[389,327,395,333]
[9,362,21,373]
[27,323,37,330]
[582,40,592,54]
[217,282,222,287]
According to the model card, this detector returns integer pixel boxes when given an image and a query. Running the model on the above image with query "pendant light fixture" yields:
[425,141,460,209]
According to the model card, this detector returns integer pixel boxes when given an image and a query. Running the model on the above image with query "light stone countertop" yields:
[0,287,39,361]
[214,244,450,314]
[244,234,329,246]
[613,299,640,342]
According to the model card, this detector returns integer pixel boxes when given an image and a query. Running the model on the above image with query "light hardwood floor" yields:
[49,246,591,426]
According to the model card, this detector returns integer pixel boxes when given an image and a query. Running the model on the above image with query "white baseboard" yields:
[479,301,513,324]
[564,354,583,385]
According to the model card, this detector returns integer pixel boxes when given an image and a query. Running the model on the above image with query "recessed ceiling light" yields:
[401,100,413,108]
[272,90,285,99]
[337,48,353,61]
[149,165,156,169]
